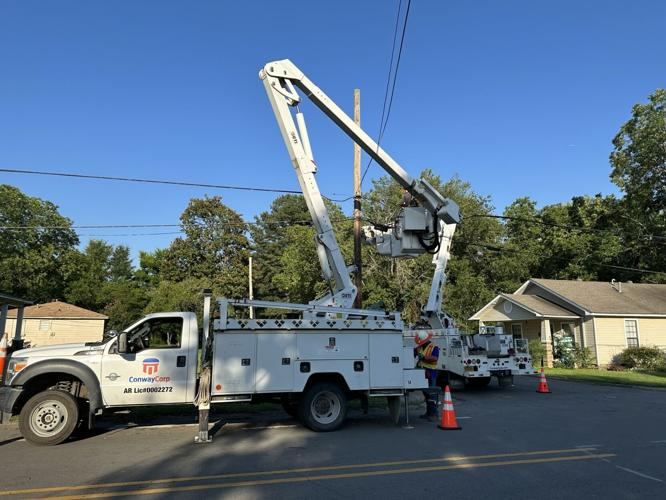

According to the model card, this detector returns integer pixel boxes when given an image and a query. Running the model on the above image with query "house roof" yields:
[7,300,108,320]
[501,293,578,317]
[528,279,666,316]
[469,293,579,320]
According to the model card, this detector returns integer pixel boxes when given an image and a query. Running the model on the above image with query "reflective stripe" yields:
[417,343,437,370]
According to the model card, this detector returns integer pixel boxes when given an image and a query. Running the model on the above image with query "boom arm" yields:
[260,59,460,317]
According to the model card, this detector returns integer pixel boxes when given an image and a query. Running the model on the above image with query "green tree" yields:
[251,194,353,305]
[143,277,212,325]
[135,249,167,288]
[109,245,133,282]
[161,196,250,297]
[250,195,311,302]
[0,184,79,302]
[610,89,666,280]
[102,281,149,330]
[362,171,502,326]
[65,240,113,310]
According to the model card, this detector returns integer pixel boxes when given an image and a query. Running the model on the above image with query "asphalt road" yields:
[1,376,665,499]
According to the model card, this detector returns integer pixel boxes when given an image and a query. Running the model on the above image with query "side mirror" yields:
[117,332,128,354]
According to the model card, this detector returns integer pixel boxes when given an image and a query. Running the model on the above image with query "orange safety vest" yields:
[416,342,437,370]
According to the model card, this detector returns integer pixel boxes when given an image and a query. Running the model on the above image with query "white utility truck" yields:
[0,59,530,446]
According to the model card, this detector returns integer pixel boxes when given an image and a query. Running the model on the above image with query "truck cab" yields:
[0,312,199,445]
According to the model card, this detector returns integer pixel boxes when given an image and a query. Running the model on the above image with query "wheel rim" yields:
[310,391,341,425]
[29,400,69,438]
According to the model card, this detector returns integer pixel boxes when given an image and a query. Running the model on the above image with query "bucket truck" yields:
[0,59,532,446]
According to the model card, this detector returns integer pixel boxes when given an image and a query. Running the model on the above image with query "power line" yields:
[0,217,356,231]
[361,0,412,184]
[379,0,412,140]
[0,167,337,197]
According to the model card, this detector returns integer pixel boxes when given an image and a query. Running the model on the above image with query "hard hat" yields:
[414,330,433,347]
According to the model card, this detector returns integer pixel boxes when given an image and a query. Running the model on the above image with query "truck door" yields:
[100,315,194,406]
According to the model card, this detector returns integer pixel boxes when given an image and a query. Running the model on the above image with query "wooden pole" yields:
[353,89,362,308]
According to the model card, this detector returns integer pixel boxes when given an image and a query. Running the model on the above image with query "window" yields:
[625,320,639,347]
[126,317,183,353]
[511,323,523,339]
[39,320,51,332]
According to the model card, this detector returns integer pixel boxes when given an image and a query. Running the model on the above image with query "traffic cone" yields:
[438,385,461,430]
[536,367,551,393]
[0,333,7,382]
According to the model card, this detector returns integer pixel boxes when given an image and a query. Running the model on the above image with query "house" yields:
[470,279,666,367]
[4,300,107,348]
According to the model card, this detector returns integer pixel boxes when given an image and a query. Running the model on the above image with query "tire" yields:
[19,390,79,446]
[298,382,347,432]
[281,397,299,418]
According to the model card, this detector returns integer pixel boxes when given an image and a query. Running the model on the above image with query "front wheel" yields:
[298,382,347,432]
[19,390,79,446]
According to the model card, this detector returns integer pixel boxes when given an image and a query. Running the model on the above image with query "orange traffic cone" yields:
[438,385,461,430]
[0,333,7,381]
[536,367,551,393]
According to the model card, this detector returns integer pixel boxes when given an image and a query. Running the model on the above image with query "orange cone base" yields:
[536,387,551,394]
[438,424,461,430]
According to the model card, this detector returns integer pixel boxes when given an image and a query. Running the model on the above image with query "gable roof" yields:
[7,301,108,320]
[501,293,579,317]
[469,293,579,320]
[527,279,666,316]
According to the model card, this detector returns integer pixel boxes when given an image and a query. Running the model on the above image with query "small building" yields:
[470,279,666,367]
[5,300,107,348]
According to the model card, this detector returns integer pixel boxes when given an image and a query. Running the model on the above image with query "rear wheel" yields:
[19,390,79,446]
[298,382,347,432]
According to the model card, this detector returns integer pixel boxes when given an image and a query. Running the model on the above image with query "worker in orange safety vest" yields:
[414,331,440,420]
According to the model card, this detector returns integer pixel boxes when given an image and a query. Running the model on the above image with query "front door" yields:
[101,316,191,405]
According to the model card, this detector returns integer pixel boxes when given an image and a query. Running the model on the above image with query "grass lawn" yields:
[546,367,666,388]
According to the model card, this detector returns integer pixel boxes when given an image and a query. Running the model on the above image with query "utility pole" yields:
[353,89,362,308]
[248,256,254,319]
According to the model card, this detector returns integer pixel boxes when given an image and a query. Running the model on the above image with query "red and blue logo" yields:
[142,357,160,375]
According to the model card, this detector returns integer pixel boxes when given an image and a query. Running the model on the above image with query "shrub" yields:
[572,346,595,368]
[554,352,575,369]
[528,340,546,368]
[615,346,665,371]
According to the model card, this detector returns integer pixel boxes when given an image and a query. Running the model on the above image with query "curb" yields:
[544,375,666,391]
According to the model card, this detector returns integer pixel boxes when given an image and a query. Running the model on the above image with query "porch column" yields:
[540,319,554,368]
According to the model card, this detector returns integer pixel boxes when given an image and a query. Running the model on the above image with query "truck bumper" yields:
[0,386,22,424]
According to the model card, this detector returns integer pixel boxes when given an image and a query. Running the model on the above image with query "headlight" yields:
[6,357,28,382]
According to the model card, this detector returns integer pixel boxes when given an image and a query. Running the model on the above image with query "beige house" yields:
[470,279,666,367]
[5,300,107,347]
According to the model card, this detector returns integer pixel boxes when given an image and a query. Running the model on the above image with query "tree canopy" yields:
[2,88,664,328]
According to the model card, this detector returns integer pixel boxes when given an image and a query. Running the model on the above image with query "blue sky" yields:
[1,1,664,259]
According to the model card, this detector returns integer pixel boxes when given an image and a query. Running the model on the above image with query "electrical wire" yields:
[0,167,354,201]
[0,217,356,231]
[361,0,412,185]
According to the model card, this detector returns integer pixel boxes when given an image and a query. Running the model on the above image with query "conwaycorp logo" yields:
[142,357,160,375]
[127,358,171,383]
